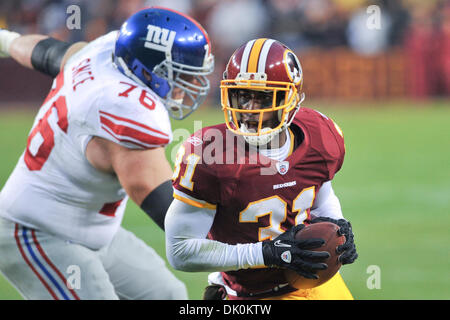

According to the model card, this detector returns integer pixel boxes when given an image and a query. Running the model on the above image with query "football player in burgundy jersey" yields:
[0,7,213,299]
[166,39,358,300]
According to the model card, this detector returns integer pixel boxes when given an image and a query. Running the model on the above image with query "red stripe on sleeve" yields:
[99,111,169,137]
[100,116,170,146]
[101,126,155,149]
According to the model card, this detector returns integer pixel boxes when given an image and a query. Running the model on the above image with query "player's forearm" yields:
[167,238,264,272]
[9,34,48,69]
[165,198,265,272]
[1,30,86,77]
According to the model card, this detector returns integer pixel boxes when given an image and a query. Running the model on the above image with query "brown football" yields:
[284,222,345,290]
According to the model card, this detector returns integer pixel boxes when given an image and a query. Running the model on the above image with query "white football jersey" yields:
[0,31,173,249]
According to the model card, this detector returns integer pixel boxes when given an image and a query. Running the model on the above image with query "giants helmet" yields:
[221,38,305,146]
[114,7,214,119]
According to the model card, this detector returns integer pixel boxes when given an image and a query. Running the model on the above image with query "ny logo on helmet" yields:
[145,24,176,52]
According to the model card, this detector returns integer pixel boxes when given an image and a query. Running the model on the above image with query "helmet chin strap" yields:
[114,56,147,88]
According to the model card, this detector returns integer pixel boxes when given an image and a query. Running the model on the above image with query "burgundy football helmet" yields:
[221,38,305,146]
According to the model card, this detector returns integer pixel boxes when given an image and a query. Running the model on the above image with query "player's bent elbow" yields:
[169,258,206,272]
[166,243,190,271]
[122,173,171,207]
[165,239,203,272]
[125,181,154,206]
[167,255,189,271]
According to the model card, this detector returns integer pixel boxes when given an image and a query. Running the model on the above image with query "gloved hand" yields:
[262,224,330,279]
[0,29,20,58]
[203,284,227,300]
[309,216,358,265]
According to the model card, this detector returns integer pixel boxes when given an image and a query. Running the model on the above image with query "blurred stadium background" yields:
[0,0,449,300]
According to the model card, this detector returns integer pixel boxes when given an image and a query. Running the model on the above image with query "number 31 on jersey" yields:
[240,187,315,241]
[172,145,316,241]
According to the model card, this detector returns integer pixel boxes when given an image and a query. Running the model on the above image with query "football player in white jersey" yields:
[0,7,214,300]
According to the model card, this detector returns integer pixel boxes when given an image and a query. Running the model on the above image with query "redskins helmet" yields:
[221,38,305,146]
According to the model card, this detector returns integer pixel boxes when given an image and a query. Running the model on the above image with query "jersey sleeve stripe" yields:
[100,116,169,141]
[173,189,217,210]
[101,125,160,149]
[100,116,170,146]
[99,110,169,138]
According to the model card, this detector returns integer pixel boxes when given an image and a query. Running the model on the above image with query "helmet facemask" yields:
[155,57,213,120]
[221,78,303,146]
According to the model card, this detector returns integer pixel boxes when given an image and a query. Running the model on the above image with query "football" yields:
[284,222,345,290]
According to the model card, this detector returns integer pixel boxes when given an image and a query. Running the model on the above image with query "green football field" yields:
[0,99,449,300]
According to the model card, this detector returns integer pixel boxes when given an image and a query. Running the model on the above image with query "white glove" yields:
[0,29,21,58]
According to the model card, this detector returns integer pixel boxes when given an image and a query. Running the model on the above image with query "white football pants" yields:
[0,217,187,300]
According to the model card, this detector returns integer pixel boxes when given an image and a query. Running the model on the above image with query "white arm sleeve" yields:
[310,181,345,220]
[165,198,265,272]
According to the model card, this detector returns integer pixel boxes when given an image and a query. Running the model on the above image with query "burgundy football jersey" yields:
[172,107,345,298]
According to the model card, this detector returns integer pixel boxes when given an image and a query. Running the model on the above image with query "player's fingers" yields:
[293,258,327,273]
[288,224,305,237]
[339,248,358,265]
[337,226,350,237]
[304,262,328,272]
[297,249,330,261]
[290,267,319,280]
[296,238,325,249]
[336,241,351,253]
[310,217,334,224]
[337,233,355,252]
[347,254,358,265]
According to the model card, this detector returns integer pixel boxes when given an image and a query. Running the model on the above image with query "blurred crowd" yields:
[1,0,449,98]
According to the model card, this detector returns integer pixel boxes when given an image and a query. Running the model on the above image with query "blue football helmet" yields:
[113,7,214,119]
